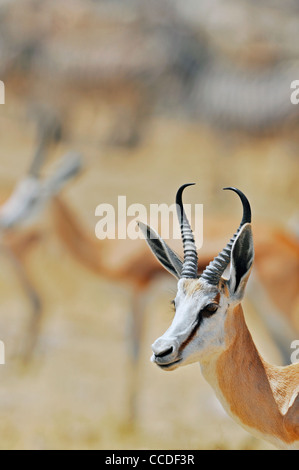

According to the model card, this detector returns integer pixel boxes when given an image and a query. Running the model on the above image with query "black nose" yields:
[154,346,174,358]
[152,338,179,365]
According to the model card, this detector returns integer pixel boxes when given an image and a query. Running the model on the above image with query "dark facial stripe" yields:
[178,315,202,354]
[178,297,220,354]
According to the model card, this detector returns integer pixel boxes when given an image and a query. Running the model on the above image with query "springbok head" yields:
[138,184,254,370]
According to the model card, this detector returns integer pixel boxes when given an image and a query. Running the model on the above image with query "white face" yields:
[151,278,230,370]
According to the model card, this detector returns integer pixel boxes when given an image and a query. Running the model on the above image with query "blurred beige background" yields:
[0,0,298,450]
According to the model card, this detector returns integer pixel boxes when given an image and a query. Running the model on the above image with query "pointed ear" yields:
[138,221,182,279]
[228,223,254,300]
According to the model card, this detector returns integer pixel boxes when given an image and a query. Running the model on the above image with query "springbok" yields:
[0,150,82,359]
[139,184,299,450]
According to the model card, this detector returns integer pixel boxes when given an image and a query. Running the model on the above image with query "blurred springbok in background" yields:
[139,184,299,449]
[2,0,299,149]
[0,126,82,360]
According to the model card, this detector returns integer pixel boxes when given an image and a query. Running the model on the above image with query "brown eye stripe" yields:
[178,301,219,354]
[178,319,200,354]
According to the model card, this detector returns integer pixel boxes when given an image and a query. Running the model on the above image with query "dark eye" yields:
[202,303,219,317]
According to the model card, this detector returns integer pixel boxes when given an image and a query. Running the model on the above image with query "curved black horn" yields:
[176,183,198,279]
[201,187,251,285]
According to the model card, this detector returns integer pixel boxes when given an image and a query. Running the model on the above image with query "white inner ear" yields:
[229,262,237,294]
[222,264,231,281]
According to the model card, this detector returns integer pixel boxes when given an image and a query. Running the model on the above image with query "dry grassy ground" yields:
[0,95,297,450]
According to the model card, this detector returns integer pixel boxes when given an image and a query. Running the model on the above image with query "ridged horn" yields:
[201,187,251,285]
[176,183,198,279]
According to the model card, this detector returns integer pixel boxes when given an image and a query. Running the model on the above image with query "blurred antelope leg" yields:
[2,246,42,362]
[126,287,147,424]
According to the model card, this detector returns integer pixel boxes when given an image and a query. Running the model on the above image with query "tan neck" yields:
[52,197,118,279]
[51,197,158,287]
[201,304,299,447]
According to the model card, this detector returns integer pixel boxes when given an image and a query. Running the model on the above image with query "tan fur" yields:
[214,305,299,446]
[213,292,221,304]
[51,197,168,287]
[220,280,230,298]
[183,279,205,296]
[254,226,299,331]
[183,279,216,297]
